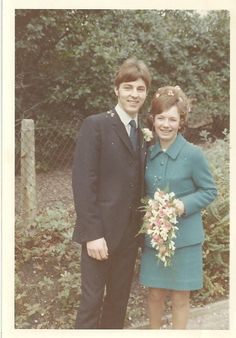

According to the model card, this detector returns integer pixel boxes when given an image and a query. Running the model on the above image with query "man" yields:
[72,57,151,329]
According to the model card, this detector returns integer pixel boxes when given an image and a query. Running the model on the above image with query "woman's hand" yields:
[86,237,109,261]
[175,200,185,217]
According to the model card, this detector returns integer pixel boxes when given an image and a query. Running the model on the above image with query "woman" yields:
[139,85,217,329]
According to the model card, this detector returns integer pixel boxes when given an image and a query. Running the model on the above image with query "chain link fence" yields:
[15,117,83,218]
[15,115,227,220]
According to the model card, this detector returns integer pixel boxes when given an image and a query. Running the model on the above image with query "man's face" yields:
[114,78,147,117]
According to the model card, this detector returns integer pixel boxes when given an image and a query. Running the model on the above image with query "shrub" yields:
[15,206,81,329]
[193,132,229,303]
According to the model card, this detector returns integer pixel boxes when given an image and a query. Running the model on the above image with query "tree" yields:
[15,9,229,129]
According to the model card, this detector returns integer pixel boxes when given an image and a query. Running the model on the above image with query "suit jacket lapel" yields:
[110,109,147,165]
[111,109,135,156]
[138,122,146,166]
[138,123,147,195]
[110,108,147,196]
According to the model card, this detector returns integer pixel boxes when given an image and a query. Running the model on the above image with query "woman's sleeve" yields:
[180,147,217,216]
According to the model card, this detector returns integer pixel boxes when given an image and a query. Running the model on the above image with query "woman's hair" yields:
[147,85,191,130]
[114,57,151,90]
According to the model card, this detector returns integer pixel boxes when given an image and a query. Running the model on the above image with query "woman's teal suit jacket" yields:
[145,133,217,249]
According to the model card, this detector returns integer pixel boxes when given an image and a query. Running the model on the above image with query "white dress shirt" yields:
[115,104,138,136]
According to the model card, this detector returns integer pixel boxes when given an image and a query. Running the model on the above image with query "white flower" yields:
[142,128,153,142]
[167,90,174,96]
[169,192,175,198]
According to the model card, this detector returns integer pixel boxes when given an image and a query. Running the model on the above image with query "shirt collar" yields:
[149,133,187,160]
[115,104,138,128]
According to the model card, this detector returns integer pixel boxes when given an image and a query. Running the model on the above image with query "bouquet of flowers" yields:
[139,189,181,266]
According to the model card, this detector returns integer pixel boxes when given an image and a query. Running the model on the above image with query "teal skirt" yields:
[139,243,203,291]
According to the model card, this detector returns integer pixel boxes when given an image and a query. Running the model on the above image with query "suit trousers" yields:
[75,219,139,329]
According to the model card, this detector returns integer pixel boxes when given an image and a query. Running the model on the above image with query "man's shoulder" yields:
[84,110,115,124]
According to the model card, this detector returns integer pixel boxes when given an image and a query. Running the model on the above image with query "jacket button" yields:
[129,183,134,188]
[160,161,164,166]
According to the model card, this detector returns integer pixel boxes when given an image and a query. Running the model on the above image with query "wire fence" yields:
[15,115,227,221]
[15,118,83,218]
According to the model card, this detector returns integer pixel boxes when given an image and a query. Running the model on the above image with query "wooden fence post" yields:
[21,119,37,224]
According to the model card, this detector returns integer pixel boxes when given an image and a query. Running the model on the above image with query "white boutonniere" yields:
[141,128,153,142]
[107,110,115,117]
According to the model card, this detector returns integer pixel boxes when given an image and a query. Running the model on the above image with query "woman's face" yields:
[153,105,180,148]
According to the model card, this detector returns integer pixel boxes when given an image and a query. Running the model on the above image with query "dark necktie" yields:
[129,120,138,151]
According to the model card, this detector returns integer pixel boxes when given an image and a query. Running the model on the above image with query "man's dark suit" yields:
[72,109,146,328]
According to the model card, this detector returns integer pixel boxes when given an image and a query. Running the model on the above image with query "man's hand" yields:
[86,237,109,261]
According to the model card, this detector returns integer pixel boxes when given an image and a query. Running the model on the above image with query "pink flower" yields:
[147,223,153,230]
[156,237,164,245]
[163,221,172,230]
[145,210,152,218]
[159,245,167,254]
